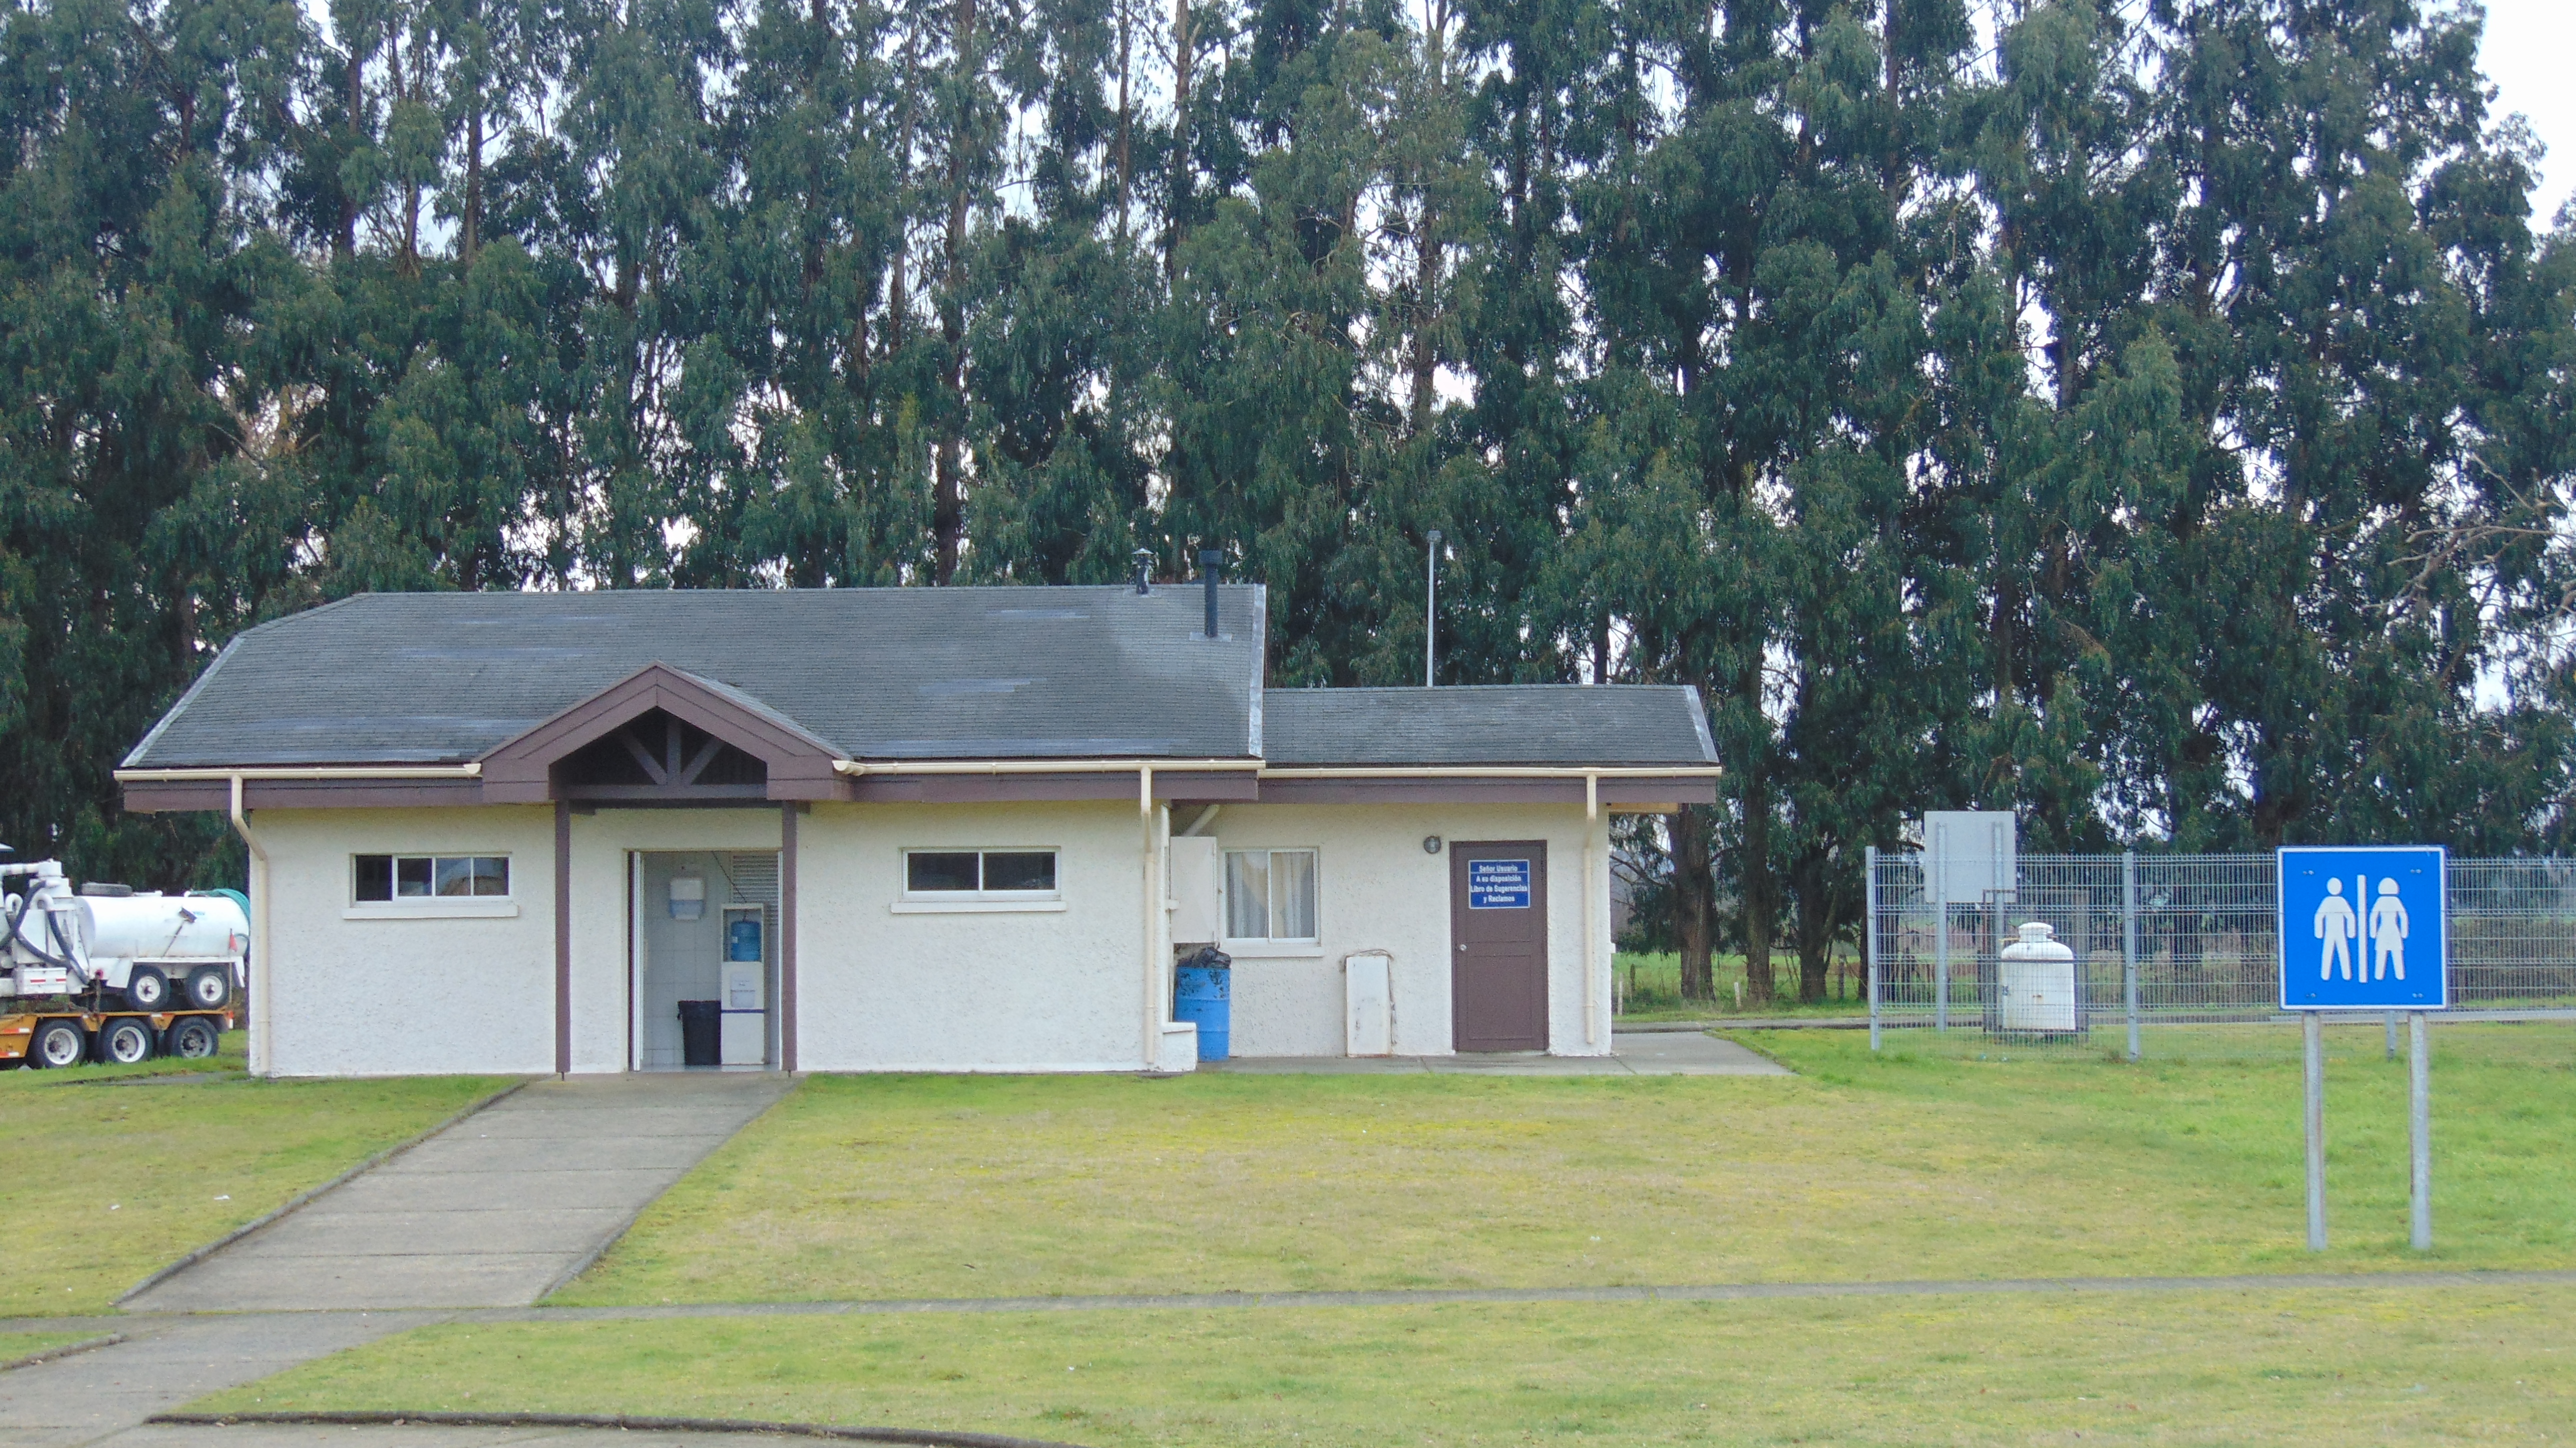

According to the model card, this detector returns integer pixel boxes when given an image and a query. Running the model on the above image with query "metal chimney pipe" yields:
[1132,548,1154,595]
[1199,549,1222,638]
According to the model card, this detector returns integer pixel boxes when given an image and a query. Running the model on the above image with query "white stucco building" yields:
[118,583,1716,1076]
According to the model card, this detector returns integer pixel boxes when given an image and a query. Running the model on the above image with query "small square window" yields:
[354,856,394,902]
[982,852,1057,892]
[907,852,981,892]
[1226,849,1318,942]
[396,857,434,898]
[469,858,510,896]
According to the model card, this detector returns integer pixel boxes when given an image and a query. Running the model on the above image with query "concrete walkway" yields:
[126,1072,796,1314]
[1214,1029,1788,1075]
[0,1312,439,1448]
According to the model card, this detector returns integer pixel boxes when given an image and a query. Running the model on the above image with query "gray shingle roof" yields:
[1262,686,1716,768]
[126,586,1268,768]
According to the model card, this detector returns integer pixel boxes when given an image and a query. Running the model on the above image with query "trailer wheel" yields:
[98,1017,154,1066]
[30,1019,86,1068]
[184,965,233,1010]
[124,966,170,1011]
[166,1016,222,1060]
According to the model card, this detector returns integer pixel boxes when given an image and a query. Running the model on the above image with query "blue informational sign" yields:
[2278,847,2446,1010]
[1468,858,1534,910]
[726,915,764,963]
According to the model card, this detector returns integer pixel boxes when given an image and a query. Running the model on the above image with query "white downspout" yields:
[1140,764,1158,1070]
[228,774,272,1077]
[1584,772,1601,1050]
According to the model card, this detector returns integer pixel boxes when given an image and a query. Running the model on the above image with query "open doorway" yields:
[631,850,780,1070]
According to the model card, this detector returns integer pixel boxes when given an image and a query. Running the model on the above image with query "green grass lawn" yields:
[0,1038,506,1314]
[1613,948,1870,1020]
[558,1022,2576,1310]
[0,1331,108,1365]
[196,1284,2576,1445]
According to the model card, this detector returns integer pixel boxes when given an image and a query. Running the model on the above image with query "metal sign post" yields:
[2278,846,2448,1254]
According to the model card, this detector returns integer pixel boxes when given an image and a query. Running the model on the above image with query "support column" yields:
[780,802,800,1074]
[554,800,572,1077]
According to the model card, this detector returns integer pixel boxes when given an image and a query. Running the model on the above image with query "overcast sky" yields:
[2480,0,2575,223]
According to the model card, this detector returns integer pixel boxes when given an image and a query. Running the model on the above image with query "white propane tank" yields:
[1997,921,2078,1034]
[76,892,248,962]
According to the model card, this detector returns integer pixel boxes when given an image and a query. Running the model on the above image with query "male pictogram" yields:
[2370,878,2409,980]
[2314,877,2358,980]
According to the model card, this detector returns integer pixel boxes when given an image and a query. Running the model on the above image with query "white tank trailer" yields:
[2,858,246,1012]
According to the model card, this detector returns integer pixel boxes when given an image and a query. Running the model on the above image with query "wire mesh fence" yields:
[1864,850,2576,1032]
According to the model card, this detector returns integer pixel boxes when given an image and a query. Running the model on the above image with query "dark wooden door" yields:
[1450,841,1548,1052]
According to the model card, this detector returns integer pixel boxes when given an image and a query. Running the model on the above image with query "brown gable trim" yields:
[478,664,844,804]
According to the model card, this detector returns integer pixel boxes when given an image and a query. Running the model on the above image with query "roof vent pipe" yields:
[1199,550,1223,638]
[1132,548,1154,595]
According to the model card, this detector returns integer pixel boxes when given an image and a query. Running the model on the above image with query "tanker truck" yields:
[2,854,246,1068]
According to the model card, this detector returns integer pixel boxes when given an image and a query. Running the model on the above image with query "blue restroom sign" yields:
[2277,846,2447,1010]
[1468,858,1534,910]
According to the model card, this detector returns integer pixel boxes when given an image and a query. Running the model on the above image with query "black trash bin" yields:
[678,1000,721,1066]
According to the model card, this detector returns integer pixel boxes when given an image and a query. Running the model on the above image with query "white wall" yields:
[252,806,556,1076]
[246,796,1606,1075]
[1204,803,1612,1057]
[794,801,1154,1072]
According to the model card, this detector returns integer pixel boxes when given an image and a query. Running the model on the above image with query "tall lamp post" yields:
[1426,528,1442,688]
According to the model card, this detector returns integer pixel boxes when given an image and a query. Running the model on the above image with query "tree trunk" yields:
[1674,806,1714,1000]
[1164,0,1192,282]
[1794,860,1835,1004]
[932,0,977,584]
[1738,762,1776,1006]
[463,102,482,261]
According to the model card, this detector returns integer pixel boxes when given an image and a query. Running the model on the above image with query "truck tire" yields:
[30,1019,86,1068]
[184,965,232,1010]
[166,1016,222,1060]
[124,966,170,1011]
[98,1016,154,1066]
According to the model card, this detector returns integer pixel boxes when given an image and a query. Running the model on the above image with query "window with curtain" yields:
[1226,848,1318,941]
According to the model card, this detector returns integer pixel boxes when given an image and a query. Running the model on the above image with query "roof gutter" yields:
[1254,765,1720,779]
[116,764,485,782]
[834,759,1260,776]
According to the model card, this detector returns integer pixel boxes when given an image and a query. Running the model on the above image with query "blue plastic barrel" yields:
[1173,963,1230,1062]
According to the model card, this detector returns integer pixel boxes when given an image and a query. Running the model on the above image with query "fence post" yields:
[1934,894,1949,1034]
[2385,1012,2398,1062]
[1864,846,1882,1053]
[2122,850,2140,1062]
